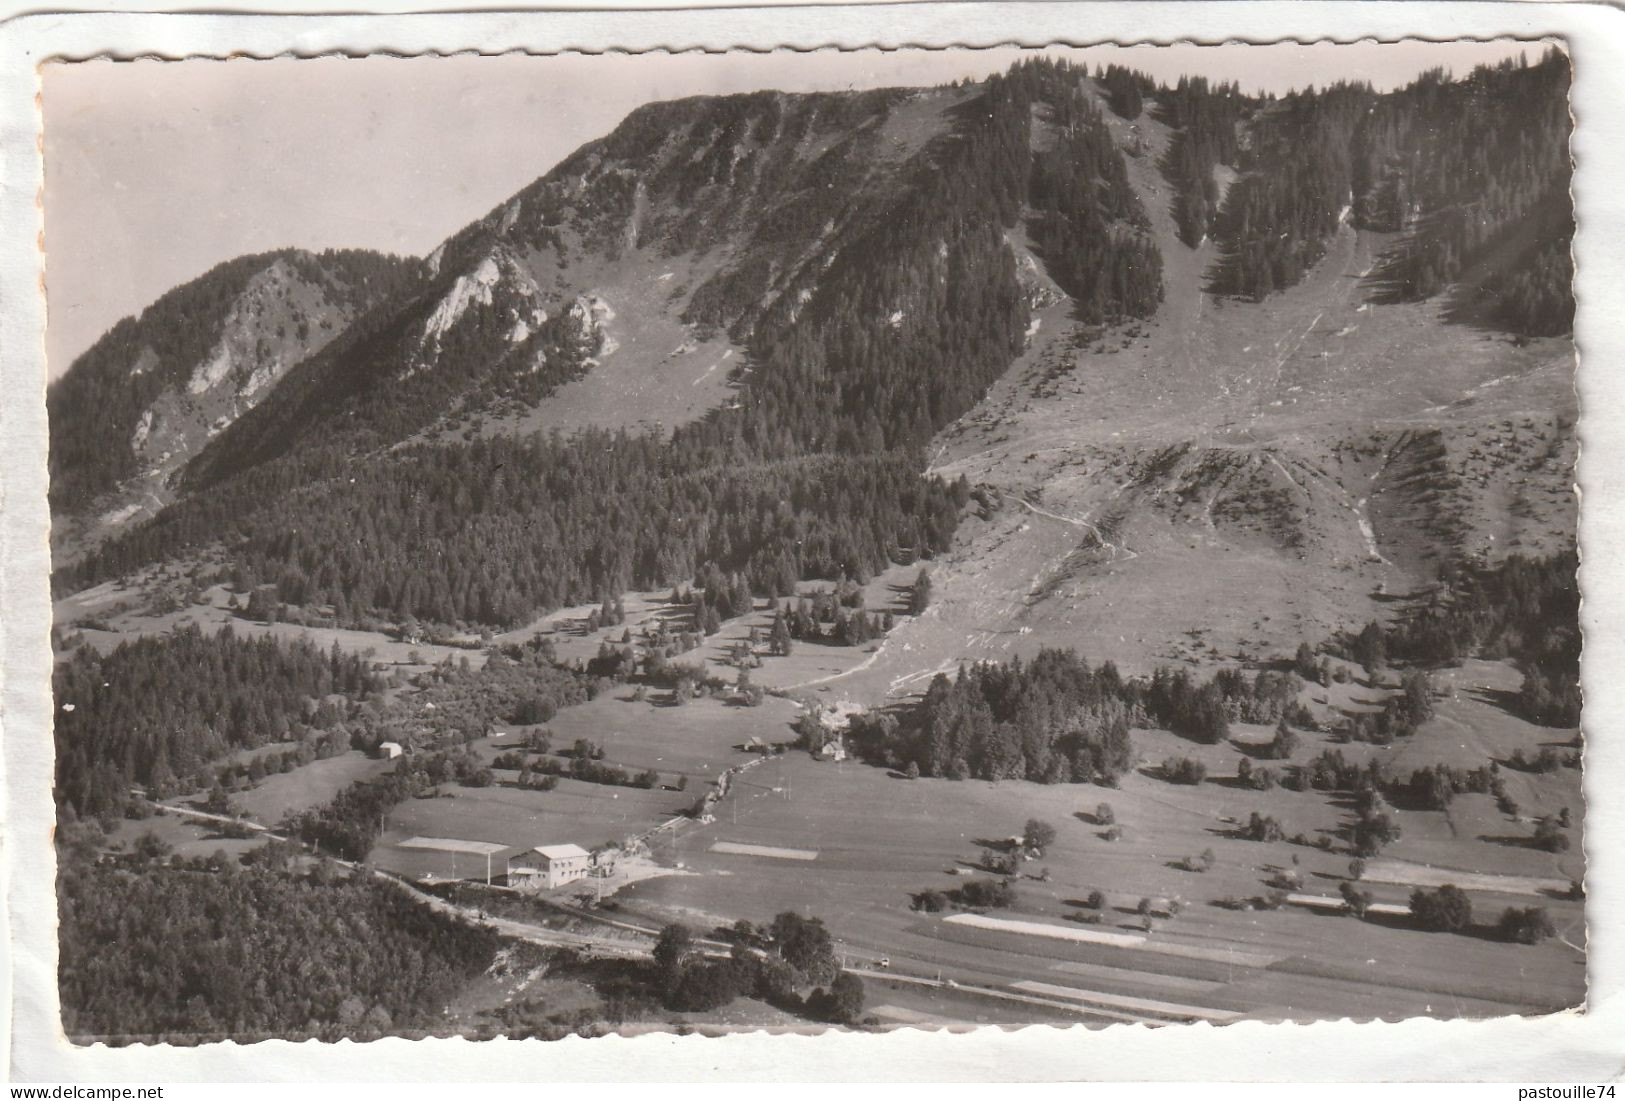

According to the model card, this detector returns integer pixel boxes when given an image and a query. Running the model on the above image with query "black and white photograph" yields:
[34,33,1587,1049]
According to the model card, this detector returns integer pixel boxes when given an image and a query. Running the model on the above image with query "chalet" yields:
[511,843,592,889]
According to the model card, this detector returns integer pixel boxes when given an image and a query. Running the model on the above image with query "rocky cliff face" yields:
[48,249,418,559]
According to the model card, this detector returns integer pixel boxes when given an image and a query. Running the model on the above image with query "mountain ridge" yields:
[50,54,1575,675]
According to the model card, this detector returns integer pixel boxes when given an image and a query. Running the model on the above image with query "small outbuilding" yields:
[378,741,404,760]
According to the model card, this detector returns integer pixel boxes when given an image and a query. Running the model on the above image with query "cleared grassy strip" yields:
[1012,980,1243,1024]
[1121,938,1281,970]
[1288,892,1411,917]
[849,967,1151,1026]
[917,917,1262,985]
[1268,951,1580,1013]
[943,913,1145,947]
[1361,858,1571,899]
[709,841,819,861]
[1219,966,1527,1022]
[1049,959,1228,997]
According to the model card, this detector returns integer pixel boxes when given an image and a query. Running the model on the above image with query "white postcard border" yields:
[4,1,1623,1082]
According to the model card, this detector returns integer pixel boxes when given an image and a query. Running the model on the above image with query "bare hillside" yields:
[843,79,1576,696]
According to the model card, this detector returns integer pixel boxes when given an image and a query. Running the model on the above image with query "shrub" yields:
[981,848,1018,875]
[1410,884,1473,932]
[1095,802,1115,826]
[1246,812,1284,843]
[1102,825,1124,843]
[910,889,948,913]
[1352,811,1401,857]
[1339,880,1373,919]
[1085,889,1106,909]
[1348,858,1366,881]
[1023,818,1058,854]
[1497,906,1557,945]
[1534,816,1570,853]
[955,877,1018,910]
[1267,722,1299,761]
[1161,756,1207,785]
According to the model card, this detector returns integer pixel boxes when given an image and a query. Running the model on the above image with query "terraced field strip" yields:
[709,841,819,860]
[1012,980,1243,1024]
[1049,958,1229,996]
[1268,952,1579,1013]
[920,917,1267,985]
[848,967,1151,1026]
[1125,938,1282,969]
[942,913,1145,947]
[1361,858,1570,898]
[1288,892,1410,917]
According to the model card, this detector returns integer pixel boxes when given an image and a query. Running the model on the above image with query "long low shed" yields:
[397,836,513,883]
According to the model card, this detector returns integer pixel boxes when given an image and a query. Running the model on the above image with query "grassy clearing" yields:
[56,582,486,670]
[607,663,1582,1021]
[106,812,266,863]
[494,690,801,781]
[232,751,394,826]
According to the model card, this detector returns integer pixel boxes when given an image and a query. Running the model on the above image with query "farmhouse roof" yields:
[534,843,590,860]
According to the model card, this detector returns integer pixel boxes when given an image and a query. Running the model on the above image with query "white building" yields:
[513,843,592,889]
[378,741,403,759]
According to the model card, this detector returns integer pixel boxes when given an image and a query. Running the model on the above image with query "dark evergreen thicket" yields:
[288,747,496,860]
[1206,82,1373,299]
[852,648,1301,785]
[1186,49,1571,333]
[62,439,966,629]
[1155,75,1246,247]
[58,859,497,1043]
[53,625,592,824]
[1099,63,1153,121]
[1359,54,1573,335]
[46,249,420,513]
[1376,550,1580,726]
[1022,62,1163,322]
[53,626,384,823]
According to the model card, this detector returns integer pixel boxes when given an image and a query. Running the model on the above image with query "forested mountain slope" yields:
[838,52,1576,698]
[51,54,1574,661]
[55,60,1162,625]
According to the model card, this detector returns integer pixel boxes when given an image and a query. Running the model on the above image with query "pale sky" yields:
[41,40,1548,376]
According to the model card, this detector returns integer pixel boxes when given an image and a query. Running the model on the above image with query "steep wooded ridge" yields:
[47,249,421,557]
[50,54,1573,638]
[1185,53,1571,329]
